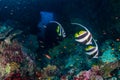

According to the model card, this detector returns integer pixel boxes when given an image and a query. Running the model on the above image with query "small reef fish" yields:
[45,54,51,59]
[49,21,66,38]
[38,11,66,41]
[72,23,99,58]
[74,30,92,45]
[72,23,92,45]
[85,41,98,58]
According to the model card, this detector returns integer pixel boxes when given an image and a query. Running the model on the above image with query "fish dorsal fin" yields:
[71,23,90,33]
[72,23,99,58]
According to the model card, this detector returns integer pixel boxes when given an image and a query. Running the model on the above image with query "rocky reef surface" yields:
[0,21,37,80]
[38,37,120,79]
[0,20,120,80]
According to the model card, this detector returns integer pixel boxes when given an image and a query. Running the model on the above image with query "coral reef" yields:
[9,62,20,72]
[4,29,22,44]
[100,60,120,79]
[35,64,59,80]
[45,38,120,79]
[0,20,120,79]
[72,39,120,80]
[0,23,22,44]
[0,23,36,80]
[47,36,93,79]
[74,65,103,80]
[0,40,35,79]
[100,40,120,61]
[0,24,13,40]
[2,41,24,63]
[101,48,117,63]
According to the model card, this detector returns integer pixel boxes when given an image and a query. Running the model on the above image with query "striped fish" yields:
[85,39,98,58]
[74,30,92,45]
[50,21,66,38]
[72,23,99,58]
[85,45,98,58]
[72,23,92,45]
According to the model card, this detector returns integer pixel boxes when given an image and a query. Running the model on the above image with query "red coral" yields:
[5,72,33,80]
[2,41,24,63]
[74,66,103,80]
[0,40,35,79]
[61,75,67,80]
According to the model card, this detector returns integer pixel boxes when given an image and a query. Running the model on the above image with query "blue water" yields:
[0,0,120,79]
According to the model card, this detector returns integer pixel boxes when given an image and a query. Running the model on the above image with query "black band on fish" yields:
[88,51,98,59]
[81,34,92,44]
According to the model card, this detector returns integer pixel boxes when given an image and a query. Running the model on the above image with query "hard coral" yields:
[0,25,13,40]
[0,40,35,80]
[75,65,103,80]
[36,64,59,79]
[9,62,20,72]
[3,40,24,63]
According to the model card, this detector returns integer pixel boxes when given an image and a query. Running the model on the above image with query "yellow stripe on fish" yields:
[74,30,92,45]
[74,30,86,38]
[85,45,98,58]
[85,45,95,51]
[72,23,99,58]
[72,23,93,45]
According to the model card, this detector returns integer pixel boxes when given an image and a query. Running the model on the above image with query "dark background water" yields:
[0,0,120,42]
[0,0,120,78]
